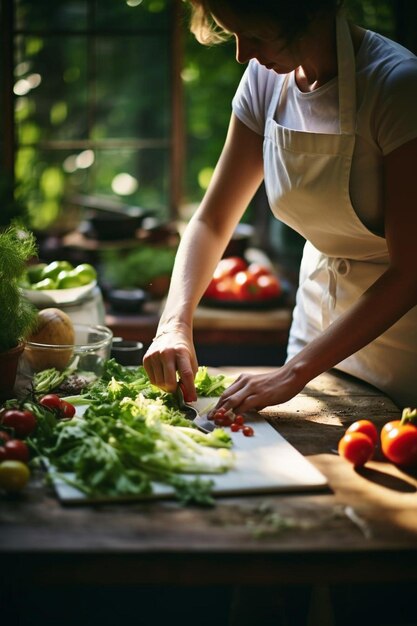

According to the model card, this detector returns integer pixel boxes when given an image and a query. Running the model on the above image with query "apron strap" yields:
[336,13,357,135]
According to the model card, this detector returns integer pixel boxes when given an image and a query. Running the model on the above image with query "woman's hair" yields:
[187,0,344,45]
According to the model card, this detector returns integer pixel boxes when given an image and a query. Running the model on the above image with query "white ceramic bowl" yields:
[21,280,97,306]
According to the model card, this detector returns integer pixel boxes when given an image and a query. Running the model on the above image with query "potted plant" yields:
[0,224,38,400]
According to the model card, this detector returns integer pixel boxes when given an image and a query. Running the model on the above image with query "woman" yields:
[144,0,417,410]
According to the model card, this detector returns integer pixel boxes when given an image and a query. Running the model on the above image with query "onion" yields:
[26,308,75,371]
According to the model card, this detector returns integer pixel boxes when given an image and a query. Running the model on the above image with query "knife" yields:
[175,382,215,434]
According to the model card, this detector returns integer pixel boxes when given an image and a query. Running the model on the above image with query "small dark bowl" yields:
[222,223,254,258]
[107,288,148,314]
[111,338,144,366]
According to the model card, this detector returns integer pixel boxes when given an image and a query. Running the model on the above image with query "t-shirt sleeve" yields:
[232,60,277,136]
[375,58,417,155]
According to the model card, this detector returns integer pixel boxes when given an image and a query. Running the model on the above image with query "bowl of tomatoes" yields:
[201,256,288,310]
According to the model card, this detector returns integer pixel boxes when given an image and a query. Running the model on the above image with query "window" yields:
[1,0,182,230]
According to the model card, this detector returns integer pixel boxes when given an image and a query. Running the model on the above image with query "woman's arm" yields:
[218,136,417,413]
[143,114,264,397]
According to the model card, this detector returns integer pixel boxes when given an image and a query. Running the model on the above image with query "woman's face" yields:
[211,6,303,73]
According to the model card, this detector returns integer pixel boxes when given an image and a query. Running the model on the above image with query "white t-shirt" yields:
[232,30,417,236]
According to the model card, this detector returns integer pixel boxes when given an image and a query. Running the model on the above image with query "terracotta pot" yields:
[0,342,25,401]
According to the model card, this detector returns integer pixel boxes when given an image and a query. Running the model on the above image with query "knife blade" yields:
[175,383,215,434]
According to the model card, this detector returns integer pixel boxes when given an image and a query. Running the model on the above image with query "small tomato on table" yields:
[381,423,417,466]
[338,431,375,466]
[346,419,378,446]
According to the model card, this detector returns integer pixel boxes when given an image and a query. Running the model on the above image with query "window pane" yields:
[94,0,170,31]
[15,36,89,143]
[7,0,176,233]
[15,0,88,32]
[93,36,170,139]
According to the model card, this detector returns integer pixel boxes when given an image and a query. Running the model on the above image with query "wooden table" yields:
[1,368,416,625]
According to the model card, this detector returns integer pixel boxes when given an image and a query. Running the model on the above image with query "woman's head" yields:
[187,0,344,46]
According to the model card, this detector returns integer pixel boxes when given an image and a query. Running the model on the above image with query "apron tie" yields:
[327,257,351,310]
[309,255,351,328]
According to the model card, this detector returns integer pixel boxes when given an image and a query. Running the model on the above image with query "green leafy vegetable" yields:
[28,360,236,505]
[33,356,80,394]
[194,366,235,397]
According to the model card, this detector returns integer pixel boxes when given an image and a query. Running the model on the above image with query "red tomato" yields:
[233,415,245,425]
[0,430,11,444]
[256,274,282,299]
[60,400,76,418]
[232,271,261,300]
[211,276,236,300]
[1,409,37,438]
[213,257,247,280]
[381,422,417,466]
[380,420,402,444]
[2,439,30,463]
[246,263,272,279]
[39,394,62,411]
[230,422,242,432]
[346,419,378,446]
[338,432,374,466]
[242,425,254,437]
[204,278,219,299]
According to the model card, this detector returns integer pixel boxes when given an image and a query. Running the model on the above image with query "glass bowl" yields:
[18,324,113,383]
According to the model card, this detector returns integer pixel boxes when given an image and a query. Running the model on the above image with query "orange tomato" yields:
[338,432,374,466]
[346,419,379,446]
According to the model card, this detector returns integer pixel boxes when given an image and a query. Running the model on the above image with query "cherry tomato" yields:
[381,422,417,466]
[211,276,237,300]
[39,394,62,411]
[214,414,233,427]
[233,415,245,425]
[230,422,242,432]
[2,439,30,463]
[213,257,247,280]
[380,420,402,444]
[0,430,11,444]
[242,425,254,437]
[338,432,374,466]
[0,460,30,493]
[1,408,37,438]
[60,400,76,418]
[256,274,282,299]
[232,271,261,301]
[346,419,378,446]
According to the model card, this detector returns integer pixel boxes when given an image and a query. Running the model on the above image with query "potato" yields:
[25,308,75,371]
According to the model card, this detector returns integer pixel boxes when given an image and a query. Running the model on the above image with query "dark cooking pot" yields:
[73,194,152,241]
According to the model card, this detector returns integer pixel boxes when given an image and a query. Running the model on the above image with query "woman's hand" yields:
[214,366,307,414]
[143,327,198,400]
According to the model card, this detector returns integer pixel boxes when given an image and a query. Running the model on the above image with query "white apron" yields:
[263,15,417,408]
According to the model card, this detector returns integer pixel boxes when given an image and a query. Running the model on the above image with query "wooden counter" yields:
[2,368,416,625]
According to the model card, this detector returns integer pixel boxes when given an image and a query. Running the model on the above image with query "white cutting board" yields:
[52,397,327,504]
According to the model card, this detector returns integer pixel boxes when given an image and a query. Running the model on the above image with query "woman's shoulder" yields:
[232,60,286,135]
[357,30,417,82]
[356,30,417,155]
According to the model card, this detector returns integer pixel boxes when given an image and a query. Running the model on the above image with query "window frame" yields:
[0,0,184,223]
